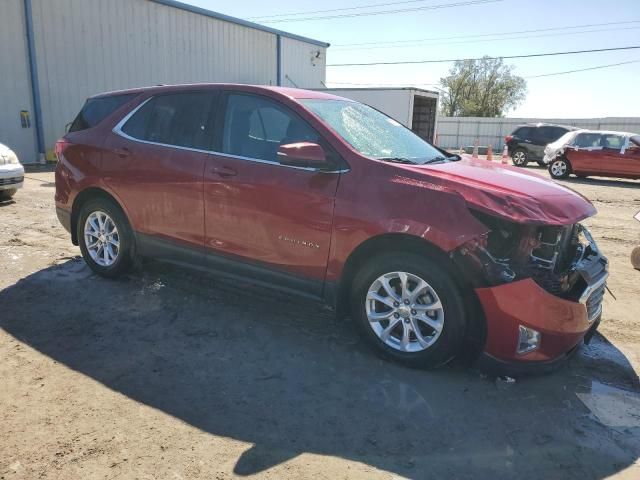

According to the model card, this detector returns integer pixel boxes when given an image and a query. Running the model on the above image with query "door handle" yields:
[210,165,237,178]
[115,147,131,158]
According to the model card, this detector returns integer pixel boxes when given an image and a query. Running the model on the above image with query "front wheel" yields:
[350,253,467,368]
[77,198,134,278]
[549,158,571,179]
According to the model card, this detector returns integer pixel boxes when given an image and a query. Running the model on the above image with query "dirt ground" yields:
[1,167,639,480]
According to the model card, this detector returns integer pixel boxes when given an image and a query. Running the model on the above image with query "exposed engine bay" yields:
[454,211,608,314]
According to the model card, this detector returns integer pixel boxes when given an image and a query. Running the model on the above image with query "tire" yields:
[350,252,467,369]
[0,189,17,201]
[548,157,571,179]
[77,197,134,278]
[511,148,528,167]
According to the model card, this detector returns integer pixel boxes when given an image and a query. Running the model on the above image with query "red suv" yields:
[55,84,608,373]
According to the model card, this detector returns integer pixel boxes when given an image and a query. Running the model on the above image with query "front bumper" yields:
[475,273,606,367]
[0,165,24,190]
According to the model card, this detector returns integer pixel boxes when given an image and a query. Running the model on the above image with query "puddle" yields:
[576,381,640,428]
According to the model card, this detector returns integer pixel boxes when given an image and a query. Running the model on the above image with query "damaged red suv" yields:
[55,84,608,372]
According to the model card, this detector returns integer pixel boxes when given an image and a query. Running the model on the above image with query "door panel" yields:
[566,149,604,175]
[204,155,338,285]
[203,92,340,288]
[102,134,207,248]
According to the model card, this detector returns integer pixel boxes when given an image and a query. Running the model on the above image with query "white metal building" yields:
[0,0,329,163]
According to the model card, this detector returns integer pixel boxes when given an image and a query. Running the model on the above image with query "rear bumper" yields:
[475,276,605,367]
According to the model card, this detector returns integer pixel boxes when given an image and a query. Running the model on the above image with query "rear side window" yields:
[601,134,624,150]
[121,92,215,150]
[513,127,533,138]
[69,93,137,132]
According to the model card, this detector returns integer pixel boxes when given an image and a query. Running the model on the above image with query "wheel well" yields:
[70,188,125,245]
[335,233,487,356]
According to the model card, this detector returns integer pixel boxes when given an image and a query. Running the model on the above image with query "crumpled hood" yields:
[395,155,596,225]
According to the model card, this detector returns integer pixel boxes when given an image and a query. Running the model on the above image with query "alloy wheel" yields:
[512,151,527,165]
[365,271,445,353]
[84,210,120,267]
[550,160,568,177]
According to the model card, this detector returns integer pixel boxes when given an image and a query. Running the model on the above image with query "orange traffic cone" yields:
[487,145,493,161]
[502,145,509,164]
[472,138,479,159]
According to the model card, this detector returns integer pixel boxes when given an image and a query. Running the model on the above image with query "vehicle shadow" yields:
[0,199,16,207]
[1,259,639,479]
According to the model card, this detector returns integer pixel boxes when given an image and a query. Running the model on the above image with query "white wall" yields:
[280,37,326,89]
[0,0,37,163]
[323,89,414,126]
[437,116,640,150]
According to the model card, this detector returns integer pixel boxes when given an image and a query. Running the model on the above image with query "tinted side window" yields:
[538,126,556,141]
[222,94,319,162]
[121,92,214,150]
[514,127,532,138]
[69,93,137,132]
[551,127,569,140]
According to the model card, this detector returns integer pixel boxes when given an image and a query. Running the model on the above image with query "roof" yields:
[149,0,330,47]
[518,122,579,130]
[323,87,440,97]
[91,83,348,101]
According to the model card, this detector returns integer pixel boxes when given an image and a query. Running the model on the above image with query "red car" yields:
[546,130,640,180]
[55,84,608,373]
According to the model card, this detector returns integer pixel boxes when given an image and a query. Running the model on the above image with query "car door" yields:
[203,92,341,295]
[532,127,555,159]
[565,132,604,175]
[102,90,216,253]
[599,134,635,177]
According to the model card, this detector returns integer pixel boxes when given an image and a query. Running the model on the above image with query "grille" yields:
[0,176,23,186]
[585,284,605,322]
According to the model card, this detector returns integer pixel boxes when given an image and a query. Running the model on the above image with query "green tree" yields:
[439,56,527,117]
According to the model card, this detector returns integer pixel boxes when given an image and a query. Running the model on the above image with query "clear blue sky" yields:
[189,0,639,118]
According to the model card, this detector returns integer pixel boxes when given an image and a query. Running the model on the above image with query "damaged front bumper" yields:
[455,217,608,371]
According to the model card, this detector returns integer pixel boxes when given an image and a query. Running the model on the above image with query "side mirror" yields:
[277,142,327,169]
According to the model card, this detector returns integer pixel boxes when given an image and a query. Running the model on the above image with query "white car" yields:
[0,143,24,201]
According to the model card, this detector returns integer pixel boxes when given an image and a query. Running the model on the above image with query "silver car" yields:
[0,143,24,201]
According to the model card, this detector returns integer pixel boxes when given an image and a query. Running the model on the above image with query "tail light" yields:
[505,135,513,143]
[55,139,71,162]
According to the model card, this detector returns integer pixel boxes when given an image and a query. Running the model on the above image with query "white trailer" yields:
[322,87,439,143]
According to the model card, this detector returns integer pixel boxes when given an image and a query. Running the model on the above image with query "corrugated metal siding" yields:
[0,0,37,163]
[280,37,326,88]
[30,0,279,152]
[437,116,640,150]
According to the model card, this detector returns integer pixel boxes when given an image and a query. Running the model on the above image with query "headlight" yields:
[6,150,20,165]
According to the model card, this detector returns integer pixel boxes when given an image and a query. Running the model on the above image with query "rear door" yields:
[102,91,216,252]
[599,134,634,177]
[203,92,340,294]
[531,126,556,159]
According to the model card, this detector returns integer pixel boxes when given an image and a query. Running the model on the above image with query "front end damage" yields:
[452,211,608,366]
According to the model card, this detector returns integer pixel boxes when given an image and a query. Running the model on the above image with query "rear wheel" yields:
[549,157,571,179]
[77,198,134,278]
[0,189,17,201]
[350,253,467,368]
[512,148,528,167]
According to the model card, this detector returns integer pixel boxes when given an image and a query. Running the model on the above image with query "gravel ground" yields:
[1,168,639,480]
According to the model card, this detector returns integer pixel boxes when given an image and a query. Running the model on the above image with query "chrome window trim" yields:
[113,96,349,175]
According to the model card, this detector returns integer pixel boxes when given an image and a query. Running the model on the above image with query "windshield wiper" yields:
[422,155,447,164]
[378,157,416,165]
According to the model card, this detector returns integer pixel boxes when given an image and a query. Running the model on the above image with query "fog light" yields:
[517,325,541,355]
